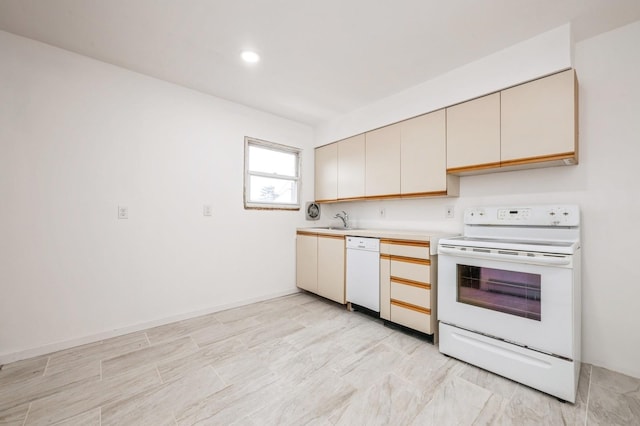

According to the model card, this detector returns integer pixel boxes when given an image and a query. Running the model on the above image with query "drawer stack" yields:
[380,239,437,340]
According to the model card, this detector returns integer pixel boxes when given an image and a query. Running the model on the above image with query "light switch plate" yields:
[118,205,128,219]
[203,205,213,216]
[446,206,455,219]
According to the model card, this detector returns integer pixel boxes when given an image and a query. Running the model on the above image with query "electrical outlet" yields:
[379,207,386,218]
[446,206,455,219]
[118,205,128,219]
[203,205,213,216]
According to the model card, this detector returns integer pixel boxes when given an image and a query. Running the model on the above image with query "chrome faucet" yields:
[334,211,349,228]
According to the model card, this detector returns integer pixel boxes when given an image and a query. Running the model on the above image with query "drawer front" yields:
[380,257,391,321]
[390,281,430,309]
[380,242,391,256]
[388,242,430,260]
[390,303,432,334]
[390,259,430,283]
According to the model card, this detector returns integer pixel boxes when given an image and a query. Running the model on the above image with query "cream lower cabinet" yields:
[296,231,345,304]
[380,239,437,341]
[317,235,346,304]
[296,232,318,293]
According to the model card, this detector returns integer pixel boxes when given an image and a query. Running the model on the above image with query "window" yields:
[244,137,301,210]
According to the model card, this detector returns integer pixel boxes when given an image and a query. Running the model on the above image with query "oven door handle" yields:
[437,246,571,266]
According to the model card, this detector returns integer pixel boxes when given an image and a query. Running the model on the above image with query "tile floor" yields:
[1,292,639,425]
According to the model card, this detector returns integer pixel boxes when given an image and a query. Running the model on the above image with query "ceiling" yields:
[1,1,640,125]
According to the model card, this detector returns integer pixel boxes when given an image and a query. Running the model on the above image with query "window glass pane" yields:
[249,145,297,177]
[457,264,541,321]
[249,175,297,204]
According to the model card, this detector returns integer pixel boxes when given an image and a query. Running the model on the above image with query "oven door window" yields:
[457,264,541,321]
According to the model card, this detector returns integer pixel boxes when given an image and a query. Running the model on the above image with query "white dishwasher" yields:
[346,236,380,313]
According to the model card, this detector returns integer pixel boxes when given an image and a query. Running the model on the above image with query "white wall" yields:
[316,24,572,145]
[0,30,314,363]
[315,21,640,378]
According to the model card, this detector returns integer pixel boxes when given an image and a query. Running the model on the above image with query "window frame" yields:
[244,136,302,210]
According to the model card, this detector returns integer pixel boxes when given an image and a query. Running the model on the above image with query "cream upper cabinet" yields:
[400,109,448,195]
[501,69,578,166]
[317,235,345,304]
[446,92,501,173]
[365,123,401,197]
[337,134,365,200]
[296,233,318,293]
[314,143,337,202]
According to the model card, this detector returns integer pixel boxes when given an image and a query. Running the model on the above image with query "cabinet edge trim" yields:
[390,255,431,266]
[296,231,318,237]
[391,299,431,315]
[400,190,448,198]
[390,276,431,289]
[317,234,345,240]
[380,239,430,248]
[447,162,501,175]
[500,152,577,168]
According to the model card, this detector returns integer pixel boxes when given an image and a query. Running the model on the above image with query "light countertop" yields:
[297,227,458,253]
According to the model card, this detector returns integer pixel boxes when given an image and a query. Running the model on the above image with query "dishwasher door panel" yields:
[346,246,380,312]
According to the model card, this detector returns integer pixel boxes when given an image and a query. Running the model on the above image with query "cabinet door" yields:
[401,110,447,195]
[296,233,317,293]
[337,134,365,200]
[317,235,345,304]
[314,143,338,202]
[365,124,401,197]
[446,93,500,173]
[501,69,577,165]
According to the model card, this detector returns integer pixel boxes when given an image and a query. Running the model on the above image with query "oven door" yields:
[438,246,575,358]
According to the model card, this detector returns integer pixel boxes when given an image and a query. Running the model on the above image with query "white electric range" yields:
[437,205,581,402]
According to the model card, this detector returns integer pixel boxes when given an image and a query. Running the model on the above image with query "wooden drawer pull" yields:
[390,276,430,289]
[391,299,431,315]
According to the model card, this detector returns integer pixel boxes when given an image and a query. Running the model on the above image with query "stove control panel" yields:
[465,205,580,226]
[497,208,531,221]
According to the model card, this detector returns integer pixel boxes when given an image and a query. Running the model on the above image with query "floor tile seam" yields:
[20,402,31,426]
[584,364,592,426]
[209,365,228,388]
[101,336,199,375]
[478,386,511,425]
[188,335,201,350]
[41,356,51,377]
[155,365,164,384]
[240,390,286,424]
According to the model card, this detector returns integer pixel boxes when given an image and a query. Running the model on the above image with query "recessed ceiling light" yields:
[241,51,260,63]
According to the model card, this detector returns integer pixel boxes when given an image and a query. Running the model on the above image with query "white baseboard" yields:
[0,288,300,365]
